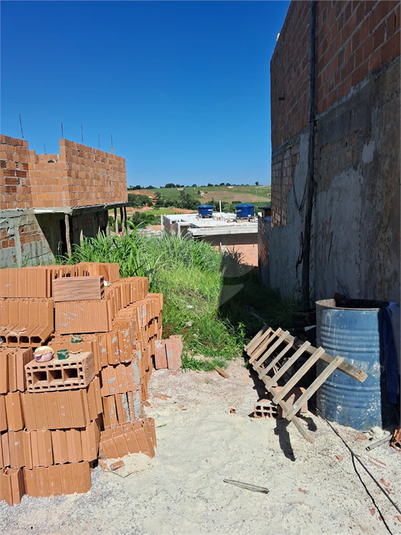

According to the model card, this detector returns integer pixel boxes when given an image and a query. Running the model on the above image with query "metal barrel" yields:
[316,298,392,431]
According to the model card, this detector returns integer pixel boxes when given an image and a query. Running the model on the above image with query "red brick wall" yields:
[0,136,33,210]
[60,140,127,207]
[315,0,400,114]
[271,1,400,151]
[270,1,310,151]
[1,135,127,211]
[270,143,300,228]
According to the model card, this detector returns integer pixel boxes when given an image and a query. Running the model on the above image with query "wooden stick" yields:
[248,327,277,363]
[273,347,325,404]
[258,342,294,380]
[245,325,270,354]
[215,366,229,378]
[284,356,344,420]
[253,330,290,371]
[264,341,311,390]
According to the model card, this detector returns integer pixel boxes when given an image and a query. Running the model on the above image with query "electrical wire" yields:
[314,406,400,535]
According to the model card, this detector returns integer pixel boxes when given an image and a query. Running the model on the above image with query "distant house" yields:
[259,0,400,304]
[0,135,128,267]
[163,211,259,266]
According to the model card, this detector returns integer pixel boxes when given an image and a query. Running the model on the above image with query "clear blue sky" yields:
[1,1,289,188]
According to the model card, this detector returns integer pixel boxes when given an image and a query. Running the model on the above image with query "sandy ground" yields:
[1,358,401,535]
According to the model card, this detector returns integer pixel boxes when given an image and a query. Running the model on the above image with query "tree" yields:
[165,183,175,188]
[255,181,259,186]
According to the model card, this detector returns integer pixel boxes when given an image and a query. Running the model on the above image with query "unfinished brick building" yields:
[0,135,128,268]
[260,0,400,304]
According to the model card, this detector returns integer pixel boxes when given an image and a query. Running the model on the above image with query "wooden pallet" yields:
[245,325,368,443]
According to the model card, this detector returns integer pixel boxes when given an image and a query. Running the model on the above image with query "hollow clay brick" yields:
[0,467,24,505]
[154,340,167,369]
[25,351,95,392]
[5,392,24,431]
[0,395,7,431]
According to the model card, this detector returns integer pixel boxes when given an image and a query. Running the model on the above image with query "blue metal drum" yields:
[316,298,393,430]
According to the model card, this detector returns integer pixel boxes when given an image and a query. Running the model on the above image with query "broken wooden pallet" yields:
[245,325,368,443]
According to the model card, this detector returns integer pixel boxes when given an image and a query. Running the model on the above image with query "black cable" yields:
[350,451,393,535]
[314,406,400,534]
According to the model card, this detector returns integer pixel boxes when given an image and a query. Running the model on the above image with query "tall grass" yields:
[58,231,301,370]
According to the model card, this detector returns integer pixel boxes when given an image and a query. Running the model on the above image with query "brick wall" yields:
[0,135,127,267]
[271,1,400,153]
[60,140,127,208]
[267,0,400,302]
[1,135,127,211]
[0,136,33,210]
[29,139,127,209]
[270,0,400,230]
[270,1,310,152]
[315,0,400,114]
[270,143,300,228]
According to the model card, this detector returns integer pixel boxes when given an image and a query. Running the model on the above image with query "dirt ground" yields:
[1,358,401,535]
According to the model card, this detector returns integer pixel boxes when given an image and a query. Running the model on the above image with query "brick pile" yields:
[0,262,166,505]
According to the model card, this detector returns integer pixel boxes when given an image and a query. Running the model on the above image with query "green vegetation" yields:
[147,184,271,208]
[58,231,299,371]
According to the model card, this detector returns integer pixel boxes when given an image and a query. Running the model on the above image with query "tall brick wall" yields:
[271,0,400,153]
[266,0,400,303]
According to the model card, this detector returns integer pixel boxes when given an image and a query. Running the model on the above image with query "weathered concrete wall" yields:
[266,0,400,304]
[0,210,55,268]
[314,60,400,302]
[0,208,111,268]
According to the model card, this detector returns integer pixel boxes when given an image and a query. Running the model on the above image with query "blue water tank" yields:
[316,298,395,431]
[235,203,255,218]
[197,205,214,217]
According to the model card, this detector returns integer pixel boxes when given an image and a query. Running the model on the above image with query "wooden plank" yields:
[249,328,282,364]
[258,342,294,380]
[245,325,270,354]
[318,351,367,383]
[253,330,291,371]
[272,347,325,404]
[292,341,367,383]
[264,341,311,390]
[284,356,344,420]
[244,324,266,352]
[268,389,314,443]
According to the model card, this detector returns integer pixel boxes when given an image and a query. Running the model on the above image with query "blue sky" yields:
[1,1,289,187]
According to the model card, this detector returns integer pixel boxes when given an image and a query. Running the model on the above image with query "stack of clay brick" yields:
[0,262,163,505]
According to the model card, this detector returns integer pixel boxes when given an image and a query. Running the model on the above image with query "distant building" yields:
[163,211,259,266]
[0,135,128,267]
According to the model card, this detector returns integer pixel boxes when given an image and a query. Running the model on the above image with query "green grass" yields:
[57,231,300,371]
